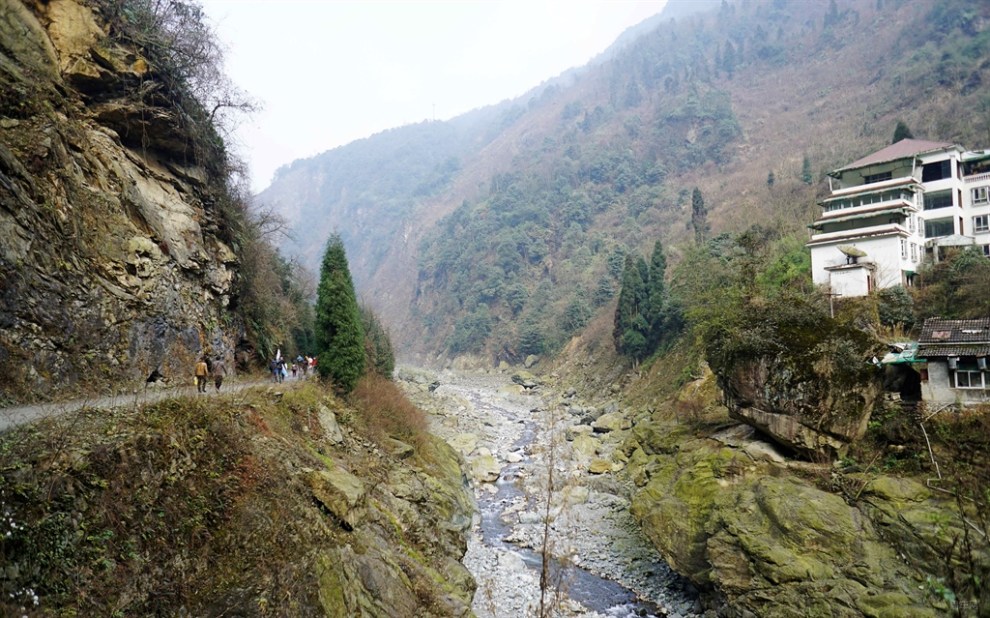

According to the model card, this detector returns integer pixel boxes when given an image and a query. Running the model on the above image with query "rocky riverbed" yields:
[399,368,701,618]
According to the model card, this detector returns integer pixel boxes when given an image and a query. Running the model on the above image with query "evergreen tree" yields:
[722,41,736,78]
[614,255,650,359]
[892,120,914,143]
[360,304,395,379]
[646,240,668,347]
[315,234,365,392]
[802,156,814,185]
[691,187,709,244]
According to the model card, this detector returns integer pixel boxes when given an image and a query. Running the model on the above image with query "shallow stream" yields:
[424,373,700,618]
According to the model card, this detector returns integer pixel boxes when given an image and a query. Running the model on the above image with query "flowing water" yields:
[420,373,700,618]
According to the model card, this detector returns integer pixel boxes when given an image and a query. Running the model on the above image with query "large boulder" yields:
[630,442,944,616]
[708,303,886,460]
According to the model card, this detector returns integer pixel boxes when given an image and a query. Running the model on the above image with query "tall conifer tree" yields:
[614,255,649,360]
[646,240,668,346]
[315,235,365,392]
[691,187,709,244]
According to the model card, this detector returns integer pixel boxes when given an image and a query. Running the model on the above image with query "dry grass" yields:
[349,373,429,449]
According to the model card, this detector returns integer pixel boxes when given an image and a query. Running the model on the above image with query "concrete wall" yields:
[922,363,990,405]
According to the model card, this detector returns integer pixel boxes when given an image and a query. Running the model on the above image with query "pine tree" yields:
[892,120,914,143]
[691,187,709,244]
[315,234,365,392]
[360,304,394,379]
[646,240,668,347]
[614,255,650,360]
[802,156,813,185]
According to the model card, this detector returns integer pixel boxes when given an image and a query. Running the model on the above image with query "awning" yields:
[881,342,919,365]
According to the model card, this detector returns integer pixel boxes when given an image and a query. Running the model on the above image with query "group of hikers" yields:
[192,350,316,392]
[269,354,316,383]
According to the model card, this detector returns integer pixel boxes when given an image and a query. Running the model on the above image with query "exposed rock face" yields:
[722,354,883,458]
[0,0,239,402]
[714,321,886,460]
[624,413,973,617]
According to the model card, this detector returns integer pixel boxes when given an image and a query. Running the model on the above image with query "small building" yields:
[808,139,990,297]
[915,318,990,406]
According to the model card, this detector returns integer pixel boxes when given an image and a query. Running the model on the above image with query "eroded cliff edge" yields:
[0,0,240,403]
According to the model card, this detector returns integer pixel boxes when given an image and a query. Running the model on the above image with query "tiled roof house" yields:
[916,317,990,404]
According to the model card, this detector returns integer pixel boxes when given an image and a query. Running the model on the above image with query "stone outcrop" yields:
[0,0,239,402]
[624,410,977,616]
[722,355,883,459]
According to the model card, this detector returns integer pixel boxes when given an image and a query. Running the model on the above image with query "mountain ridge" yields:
[257,0,990,363]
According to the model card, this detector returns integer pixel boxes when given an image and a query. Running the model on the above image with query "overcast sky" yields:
[198,0,668,192]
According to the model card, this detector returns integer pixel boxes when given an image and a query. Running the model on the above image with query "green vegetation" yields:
[0,380,461,615]
[315,235,365,393]
[613,240,674,361]
[360,304,395,379]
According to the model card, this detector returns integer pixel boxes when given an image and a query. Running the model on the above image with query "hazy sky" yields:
[199,0,668,192]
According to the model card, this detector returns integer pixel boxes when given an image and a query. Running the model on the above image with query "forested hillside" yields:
[257,0,990,363]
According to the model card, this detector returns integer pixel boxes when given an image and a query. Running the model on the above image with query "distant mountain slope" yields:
[257,0,990,363]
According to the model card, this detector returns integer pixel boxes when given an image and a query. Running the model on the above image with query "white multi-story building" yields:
[808,139,990,297]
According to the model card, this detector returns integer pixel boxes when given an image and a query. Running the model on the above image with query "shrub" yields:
[350,374,428,448]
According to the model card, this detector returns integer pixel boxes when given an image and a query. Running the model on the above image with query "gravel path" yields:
[401,368,701,618]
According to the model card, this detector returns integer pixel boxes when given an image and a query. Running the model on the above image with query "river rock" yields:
[471,451,502,483]
[630,438,945,616]
[565,424,594,441]
[592,412,629,433]
[504,450,524,463]
[448,432,479,456]
[588,458,613,474]
[570,433,600,462]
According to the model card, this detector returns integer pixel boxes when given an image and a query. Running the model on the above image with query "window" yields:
[925,218,955,238]
[922,159,952,182]
[955,370,987,389]
[900,239,907,259]
[864,171,892,184]
[974,214,990,234]
[923,191,953,210]
[983,244,990,258]
[973,186,989,204]
[910,243,918,262]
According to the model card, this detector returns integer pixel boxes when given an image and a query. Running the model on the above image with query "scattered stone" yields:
[318,405,344,444]
[588,459,613,474]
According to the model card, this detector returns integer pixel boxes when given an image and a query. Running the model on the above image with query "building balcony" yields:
[807,223,909,246]
[828,175,921,195]
[964,171,990,184]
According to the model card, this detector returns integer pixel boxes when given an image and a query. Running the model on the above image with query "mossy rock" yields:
[706,476,936,616]
[630,444,747,584]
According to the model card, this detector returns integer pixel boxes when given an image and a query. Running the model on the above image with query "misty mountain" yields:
[256,0,990,364]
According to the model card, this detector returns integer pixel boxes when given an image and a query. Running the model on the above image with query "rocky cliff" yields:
[0,0,240,404]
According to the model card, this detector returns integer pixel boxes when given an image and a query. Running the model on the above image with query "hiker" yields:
[270,358,281,383]
[212,357,227,391]
[194,357,209,393]
[290,362,298,379]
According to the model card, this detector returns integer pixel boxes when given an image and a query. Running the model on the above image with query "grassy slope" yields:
[0,380,474,616]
